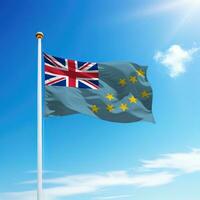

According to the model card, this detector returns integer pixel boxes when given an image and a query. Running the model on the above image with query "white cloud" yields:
[154,44,199,77]
[142,149,200,173]
[1,149,200,200]
[94,194,132,199]
[0,171,175,200]
[44,171,175,188]
[0,191,36,200]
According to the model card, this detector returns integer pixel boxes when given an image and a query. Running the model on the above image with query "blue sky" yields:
[0,0,200,199]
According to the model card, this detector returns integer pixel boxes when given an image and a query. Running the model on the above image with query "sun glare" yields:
[184,0,200,10]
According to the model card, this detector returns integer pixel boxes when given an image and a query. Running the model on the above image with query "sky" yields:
[0,0,200,199]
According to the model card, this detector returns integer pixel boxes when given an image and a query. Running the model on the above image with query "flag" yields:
[45,53,154,123]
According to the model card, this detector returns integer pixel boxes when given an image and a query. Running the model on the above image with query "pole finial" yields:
[36,32,44,39]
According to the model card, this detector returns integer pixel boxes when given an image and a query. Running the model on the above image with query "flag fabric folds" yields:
[45,53,154,123]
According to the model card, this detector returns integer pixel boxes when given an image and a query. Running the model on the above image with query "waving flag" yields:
[45,53,154,123]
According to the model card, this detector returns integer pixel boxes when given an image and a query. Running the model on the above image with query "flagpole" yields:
[36,32,44,200]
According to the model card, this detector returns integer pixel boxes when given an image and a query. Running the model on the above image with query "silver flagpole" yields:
[36,32,44,200]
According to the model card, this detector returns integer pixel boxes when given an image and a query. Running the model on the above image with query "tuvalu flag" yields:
[44,53,154,123]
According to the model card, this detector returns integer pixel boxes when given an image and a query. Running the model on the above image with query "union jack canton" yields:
[44,53,99,89]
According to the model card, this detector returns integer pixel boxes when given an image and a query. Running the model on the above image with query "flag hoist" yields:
[36,32,44,200]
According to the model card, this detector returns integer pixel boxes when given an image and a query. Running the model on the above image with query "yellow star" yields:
[120,103,128,111]
[106,104,114,112]
[141,90,150,98]
[119,79,126,86]
[91,105,99,113]
[136,69,145,77]
[129,95,137,103]
[105,93,115,101]
[129,76,137,84]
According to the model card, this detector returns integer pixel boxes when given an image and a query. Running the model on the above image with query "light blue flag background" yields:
[45,61,154,123]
